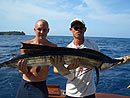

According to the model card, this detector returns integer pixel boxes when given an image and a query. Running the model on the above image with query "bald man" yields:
[16,19,57,98]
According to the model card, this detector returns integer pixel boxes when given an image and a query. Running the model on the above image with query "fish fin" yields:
[95,67,99,86]
[99,62,104,70]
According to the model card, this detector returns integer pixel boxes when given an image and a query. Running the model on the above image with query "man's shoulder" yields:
[47,41,57,47]
[20,40,33,48]
[67,41,73,47]
[49,43,57,47]
[22,40,57,47]
[23,40,34,44]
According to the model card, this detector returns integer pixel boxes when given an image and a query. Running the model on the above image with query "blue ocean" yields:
[0,35,130,98]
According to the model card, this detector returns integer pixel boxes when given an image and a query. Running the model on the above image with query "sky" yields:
[0,0,130,38]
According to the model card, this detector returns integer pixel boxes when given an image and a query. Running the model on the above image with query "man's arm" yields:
[52,57,80,80]
[53,58,80,73]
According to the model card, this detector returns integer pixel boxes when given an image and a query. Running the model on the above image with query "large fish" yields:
[0,43,130,84]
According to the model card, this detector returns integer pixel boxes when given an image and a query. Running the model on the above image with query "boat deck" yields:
[47,85,130,98]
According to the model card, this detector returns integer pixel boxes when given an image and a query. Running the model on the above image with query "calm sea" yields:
[0,35,130,98]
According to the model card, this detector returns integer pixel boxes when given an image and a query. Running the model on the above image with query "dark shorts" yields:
[15,79,49,98]
[65,94,95,98]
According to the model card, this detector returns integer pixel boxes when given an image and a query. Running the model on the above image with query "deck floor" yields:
[47,85,130,98]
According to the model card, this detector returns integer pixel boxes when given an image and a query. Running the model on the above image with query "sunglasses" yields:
[72,26,85,31]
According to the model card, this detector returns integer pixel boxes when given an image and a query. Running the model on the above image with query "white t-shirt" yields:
[66,39,99,97]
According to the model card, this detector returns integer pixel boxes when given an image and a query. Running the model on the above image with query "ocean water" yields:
[0,35,130,98]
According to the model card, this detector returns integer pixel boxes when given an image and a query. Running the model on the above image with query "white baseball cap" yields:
[70,18,85,27]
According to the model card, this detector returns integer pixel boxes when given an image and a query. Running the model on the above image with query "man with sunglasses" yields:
[52,18,130,98]
[16,19,57,98]
[65,18,99,98]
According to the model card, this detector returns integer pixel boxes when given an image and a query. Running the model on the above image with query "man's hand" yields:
[50,56,75,80]
[67,59,81,70]
[17,59,28,74]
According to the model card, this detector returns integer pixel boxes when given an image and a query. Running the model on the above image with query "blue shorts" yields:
[16,79,49,98]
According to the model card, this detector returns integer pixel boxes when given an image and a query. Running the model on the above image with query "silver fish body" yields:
[1,43,129,85]
[0,53,119,69]
[0,52,123,85]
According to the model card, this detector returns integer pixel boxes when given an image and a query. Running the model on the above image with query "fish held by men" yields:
[0,43,130,83]
[0,43,128,69]
[0,43,130,71]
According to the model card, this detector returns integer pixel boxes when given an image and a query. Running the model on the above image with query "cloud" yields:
[88,13,130,24]
[0,0,130,37]
[0,0,76,21]
[76,0,130,25]
[0,0,81,35]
